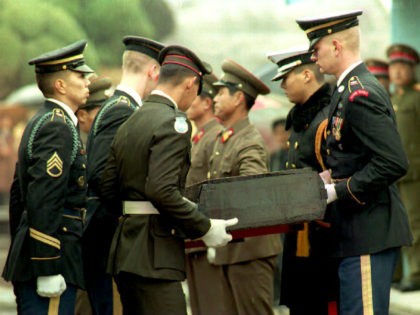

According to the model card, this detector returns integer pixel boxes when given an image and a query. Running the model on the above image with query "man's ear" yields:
[148,64,159,82]
[75,109,87,124]
[332,39,342,56]
[303,69,311,83]
[186,76,197,90]
[54,78,66,95]
[234,90,244,106]
[204,96,213,110]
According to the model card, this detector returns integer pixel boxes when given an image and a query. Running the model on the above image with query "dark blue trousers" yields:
[86,273,114,315]
[338,247,399,315]
[14,280,76,315]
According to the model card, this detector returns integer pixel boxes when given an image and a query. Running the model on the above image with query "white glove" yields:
[201,217,238,247]
[325,184,338,204]
[207,247,216,264]
[36,274,67,297]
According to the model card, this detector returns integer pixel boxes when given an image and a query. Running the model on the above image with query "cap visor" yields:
[74,64,94,73]
[213,80,228,87]
[309,38,320,51]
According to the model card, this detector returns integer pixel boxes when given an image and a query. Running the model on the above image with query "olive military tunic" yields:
[208,117,282,265]
[101,94,211,280]
[2,101,87,288]
[325,63,412,258]
[392,82,420,284]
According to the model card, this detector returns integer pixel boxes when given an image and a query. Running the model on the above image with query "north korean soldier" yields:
[387,44,420,292]
[2,40,93,314]
[268,47,339,315]
[100,45,237,315]
[84,37,164,315]
[296,10,412,314]
[76,76,112,135]
[365,58,390,94]
[184,69,224,315]
[205,59,282,315]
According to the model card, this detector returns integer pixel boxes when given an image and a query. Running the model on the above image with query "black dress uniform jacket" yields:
[325,63,412,257]
[2,101,87,288]
[101,94,210,280]
[84,89,140,275]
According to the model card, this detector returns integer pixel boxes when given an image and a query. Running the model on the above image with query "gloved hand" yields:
[319,170,332,185]
[325,184,337,204]
[36,274,67,297]
[207,247,216,264]
[201,217,238,247]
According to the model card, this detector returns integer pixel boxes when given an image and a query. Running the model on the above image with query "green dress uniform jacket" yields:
[2,101,87,288]
[101,94,211,280]
[208,118,282,265]
[186,118,223,186]
[325,63,412,258]
[84,89,140,276]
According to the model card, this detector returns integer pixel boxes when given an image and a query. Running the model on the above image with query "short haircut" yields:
[225,84,255,110]
[35,71,66,97]
[293,63,324,83]
[122,50,155,74]
[158,64,200,87]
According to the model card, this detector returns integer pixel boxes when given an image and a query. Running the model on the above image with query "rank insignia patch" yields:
[46,152,63,177]
[174,116,188,134]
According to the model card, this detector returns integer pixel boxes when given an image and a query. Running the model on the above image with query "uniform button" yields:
[213,171,217,175]
[171,229,176,235]
[82,163,86,169]
[294,141,299,150]
[327,149,330,155]
[291,163,296,169]
[326,130,331,135]
[285,161,289,168]
[215,151,220,156]
[286,141,290,149]
[62,227,68,232]
[207,171,211,179]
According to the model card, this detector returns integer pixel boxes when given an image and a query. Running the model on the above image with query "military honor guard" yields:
[296,10,412,314]
[2,40,93,314]
[100,45,237,315]
[268,46,339,315]
[387,43,420,292]
[84,36,164,314]
[204,59,282,315]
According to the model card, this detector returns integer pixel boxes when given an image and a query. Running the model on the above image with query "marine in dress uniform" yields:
[184,70,225,315]
[297,10,412,314]
[365,58,390,94]
[84,37,164,315]
[387,44,420,292]
[100,45,236,315]
[206,59,282,315]
[268,47,338,315]
[2,40,93,314]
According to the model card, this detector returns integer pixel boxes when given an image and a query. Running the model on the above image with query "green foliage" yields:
[141,0,176,40]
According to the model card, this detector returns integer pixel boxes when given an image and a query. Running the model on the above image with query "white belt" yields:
[123,201,160,215]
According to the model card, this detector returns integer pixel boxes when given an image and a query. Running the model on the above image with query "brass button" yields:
[285,161,289,168]
[326,130,331,135]
[294,142,299,150]
[77,176,85,188]
[62,227,68,232]
[207,171,211,179]
[291,163,296,169]
[171,229,176,235]
[286,141,290,149]
[327,149,331,155]
[82,163,86,169]
[215,151,220,156]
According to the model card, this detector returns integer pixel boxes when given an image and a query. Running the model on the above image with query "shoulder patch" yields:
[349,89,369,102]
[174,116,188,134]
[347,76,364,93]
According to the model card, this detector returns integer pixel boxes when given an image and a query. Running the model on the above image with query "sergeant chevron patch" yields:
[46,152,63,177]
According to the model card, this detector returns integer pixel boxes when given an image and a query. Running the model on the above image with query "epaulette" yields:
[91,95,136,137]
[348,76,369,102]
[28,109,79,164]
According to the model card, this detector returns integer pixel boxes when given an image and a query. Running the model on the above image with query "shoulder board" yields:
[28,110,79,164]
[92,95,136,137]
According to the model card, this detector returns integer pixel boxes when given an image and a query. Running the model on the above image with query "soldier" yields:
[205,59,282,315]
[76,77,112,134]
[2,40,93,314]
[387,43,420,292]
[84,37,164,314]
[296,10,412,313]
[268,47,339,314]
[184,69,224,315]
[365,58,390,93]
[101,45,237,315]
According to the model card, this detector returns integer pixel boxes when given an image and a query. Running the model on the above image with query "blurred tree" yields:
[0,0,98,99]
[141,0,176,40]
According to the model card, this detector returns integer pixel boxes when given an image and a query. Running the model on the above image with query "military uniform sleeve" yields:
[237,144,268,176]
[88,104,134,194]
[145,118,210,239]
[8,165,24,238]
[100,143,122,213]
[26,120,73,276]
[335,86,409,204]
